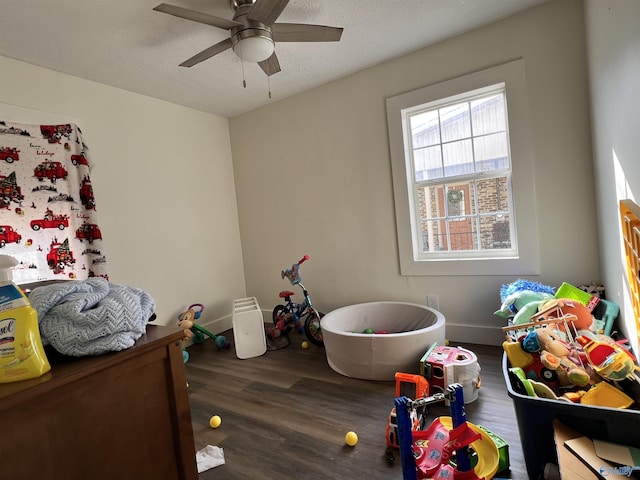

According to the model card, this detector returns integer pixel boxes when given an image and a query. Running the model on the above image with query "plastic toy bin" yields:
[502,354,640,479]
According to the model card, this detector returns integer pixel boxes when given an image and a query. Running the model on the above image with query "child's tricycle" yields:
[178,303,230,362]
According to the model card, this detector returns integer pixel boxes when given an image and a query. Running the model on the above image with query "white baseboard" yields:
[445,323,505,346]
[190,314,504,347]
[186,309,272,342]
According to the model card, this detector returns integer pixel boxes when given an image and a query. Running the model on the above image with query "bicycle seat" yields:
[279,290,295,298]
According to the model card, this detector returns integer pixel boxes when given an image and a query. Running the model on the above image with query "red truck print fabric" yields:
[0,120,108,283]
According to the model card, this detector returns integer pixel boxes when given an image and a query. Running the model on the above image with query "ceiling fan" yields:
[153,0,344,76]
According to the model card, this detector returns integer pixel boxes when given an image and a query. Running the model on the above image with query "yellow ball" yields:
[301,341,310,349]
[209,415,222,428]
[345,431,358,447]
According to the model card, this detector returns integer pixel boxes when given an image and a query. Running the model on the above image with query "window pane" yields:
[471,93,506,135]
[445,183,474,217]
[440,102,471,142]
[422,219,444,252]
[447,217,478,251]
[417,186,441,253]
[474,133,509,171]
[480,215,512,249]
[413,145,443,181]
[416,185,439,220]
[417,183,485,253]
[476,176,509,214]
[446,187,464,217]
[411,110,440,148]
[443,139,473,176]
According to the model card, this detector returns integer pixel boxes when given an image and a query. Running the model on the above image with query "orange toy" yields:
[534,299,594,333]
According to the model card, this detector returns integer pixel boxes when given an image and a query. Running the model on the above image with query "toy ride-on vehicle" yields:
[178,303,230,362]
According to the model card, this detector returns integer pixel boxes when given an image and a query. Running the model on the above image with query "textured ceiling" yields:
[0,0,549,118]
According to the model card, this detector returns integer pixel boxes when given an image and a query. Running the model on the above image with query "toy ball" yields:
[215,336,229,349]
[345,431,358,447]
[363,328,374,334]
[375,330,388,335]
[209,415,222,429]
[301,341,310,349]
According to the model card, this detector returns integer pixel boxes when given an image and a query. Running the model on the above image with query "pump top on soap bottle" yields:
[0,254,51,382]
[0,255,27,307]
[0,254,18,281]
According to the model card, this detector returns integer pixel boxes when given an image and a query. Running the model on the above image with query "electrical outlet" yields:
[427,294,439,310]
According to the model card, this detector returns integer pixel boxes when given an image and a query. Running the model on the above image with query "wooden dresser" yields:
[0,324,198,480]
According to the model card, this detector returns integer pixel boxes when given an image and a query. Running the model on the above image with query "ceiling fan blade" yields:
[179,38,233,67]
[154,3,241,30]
[258,52,281,76]
[272,23,343,42]
[247,0,289,25]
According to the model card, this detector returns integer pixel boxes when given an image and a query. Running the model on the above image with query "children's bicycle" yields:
[267,255,324,347]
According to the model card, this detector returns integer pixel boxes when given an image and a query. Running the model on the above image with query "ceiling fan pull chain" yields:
[268,75,271,99]
[238,44,247,88]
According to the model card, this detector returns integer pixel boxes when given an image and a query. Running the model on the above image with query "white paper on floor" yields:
[196,445,225,473]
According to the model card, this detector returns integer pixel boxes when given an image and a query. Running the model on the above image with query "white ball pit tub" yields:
[320,302,446,381]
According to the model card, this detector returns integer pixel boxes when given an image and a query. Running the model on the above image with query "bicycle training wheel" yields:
[303,310,324,347]
[272,304,287,323]
[271,304,292,337]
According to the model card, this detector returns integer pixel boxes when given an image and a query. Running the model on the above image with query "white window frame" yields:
[386,59,540,276]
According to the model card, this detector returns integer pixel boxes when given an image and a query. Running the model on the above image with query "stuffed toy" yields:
[528,328,593,388]
[177,308,195,341]
[495,290,555,326]
[499,279,555,301]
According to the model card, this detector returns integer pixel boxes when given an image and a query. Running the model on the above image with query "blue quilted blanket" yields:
[29,278,155,357]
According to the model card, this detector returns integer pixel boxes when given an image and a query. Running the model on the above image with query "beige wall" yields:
[0,0,606,347]
[0,56,246,327]
[230,0,598,344]
[586,0,640,354]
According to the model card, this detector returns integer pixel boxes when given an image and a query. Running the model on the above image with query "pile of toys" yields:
[385,343,512,479]
[499,279,640,408]
[388,374,510,479]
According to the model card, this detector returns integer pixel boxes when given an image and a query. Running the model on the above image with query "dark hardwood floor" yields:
[185,329,529,479]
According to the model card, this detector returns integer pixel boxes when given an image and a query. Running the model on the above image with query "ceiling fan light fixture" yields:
[232,34,274,63]
[154,1,343,73]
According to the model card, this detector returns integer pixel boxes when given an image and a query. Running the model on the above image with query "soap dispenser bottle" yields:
[0,255,51,383]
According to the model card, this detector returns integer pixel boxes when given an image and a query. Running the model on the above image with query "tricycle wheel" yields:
[303,311,324,347]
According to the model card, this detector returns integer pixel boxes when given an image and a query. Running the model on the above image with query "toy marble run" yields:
[396,383,501,480]
[385,372,436,449]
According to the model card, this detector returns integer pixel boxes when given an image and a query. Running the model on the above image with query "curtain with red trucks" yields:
[0,120,107,283]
